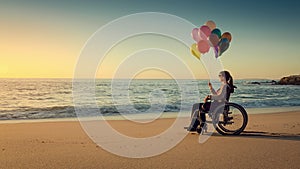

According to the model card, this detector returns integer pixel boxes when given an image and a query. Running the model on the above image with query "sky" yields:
[0,0,299,79]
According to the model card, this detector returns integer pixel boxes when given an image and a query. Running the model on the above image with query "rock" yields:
[278,75,300,85]
[247,80,277,85]
[271,80,277,85]
[250,82,261,85]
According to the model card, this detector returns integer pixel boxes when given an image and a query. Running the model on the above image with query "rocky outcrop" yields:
[278,75,300,85]
[247,80,277,85]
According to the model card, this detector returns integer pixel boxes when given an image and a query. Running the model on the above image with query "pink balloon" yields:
[199,25,211,39]
[197,40,210,54]
[191,28,200,42]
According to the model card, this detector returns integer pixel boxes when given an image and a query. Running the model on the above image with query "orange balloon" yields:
[221,32,232,42]
[205,20,216,31]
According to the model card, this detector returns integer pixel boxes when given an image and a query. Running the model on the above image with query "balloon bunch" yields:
[190,20,232,59]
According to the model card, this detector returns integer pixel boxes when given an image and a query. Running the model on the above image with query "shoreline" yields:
[0,106,299,124]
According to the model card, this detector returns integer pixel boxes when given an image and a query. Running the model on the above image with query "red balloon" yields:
[197,40,210,54]
[199,25,211,39]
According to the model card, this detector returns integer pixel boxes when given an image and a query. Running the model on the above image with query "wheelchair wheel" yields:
[213,103,248,135]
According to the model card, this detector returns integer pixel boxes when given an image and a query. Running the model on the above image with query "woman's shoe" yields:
[196,123,207,134]
[196,126,202,134]
[186,126,197,132]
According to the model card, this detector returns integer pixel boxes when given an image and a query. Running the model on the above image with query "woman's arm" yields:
[208,82,217,95]
[210,84,228,101]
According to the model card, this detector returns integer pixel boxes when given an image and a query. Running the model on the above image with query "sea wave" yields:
[0,79,299,120]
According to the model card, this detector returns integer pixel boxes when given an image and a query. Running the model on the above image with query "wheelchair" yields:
[188,102,248,135]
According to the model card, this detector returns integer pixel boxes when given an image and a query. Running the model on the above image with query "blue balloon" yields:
[211,28,222,38]
[218,38,230,56]
[219,38,229,44]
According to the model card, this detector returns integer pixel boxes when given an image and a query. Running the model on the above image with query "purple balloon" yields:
[214,46,219,58]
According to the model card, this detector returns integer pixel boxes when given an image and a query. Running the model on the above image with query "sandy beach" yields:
[0,111,299,169]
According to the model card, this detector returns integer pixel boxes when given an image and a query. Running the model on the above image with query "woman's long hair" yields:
[220,70,236,93]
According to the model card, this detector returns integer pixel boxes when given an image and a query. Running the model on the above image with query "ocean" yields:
[0,79,299,121]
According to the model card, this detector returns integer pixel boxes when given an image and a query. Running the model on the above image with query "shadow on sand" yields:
[211,131,300,141]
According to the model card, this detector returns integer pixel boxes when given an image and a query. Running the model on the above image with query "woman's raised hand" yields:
[208,81,212,89]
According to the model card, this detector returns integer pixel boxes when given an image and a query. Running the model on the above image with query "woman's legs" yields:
[188,103,200,131]
[199,110,206,123]
[188,103,207,131]
[200,102,211,122]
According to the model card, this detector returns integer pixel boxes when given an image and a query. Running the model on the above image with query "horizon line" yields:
[0,77,283,80]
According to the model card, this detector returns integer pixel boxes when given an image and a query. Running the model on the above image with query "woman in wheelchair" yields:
[187,70,235,133]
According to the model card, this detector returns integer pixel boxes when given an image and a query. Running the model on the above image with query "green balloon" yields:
[211,28,222,38]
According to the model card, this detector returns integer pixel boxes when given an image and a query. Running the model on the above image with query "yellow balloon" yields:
[190,43,201,59]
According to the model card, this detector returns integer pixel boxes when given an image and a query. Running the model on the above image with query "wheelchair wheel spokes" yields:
[215,103,248,135]
[218,106,243,132]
